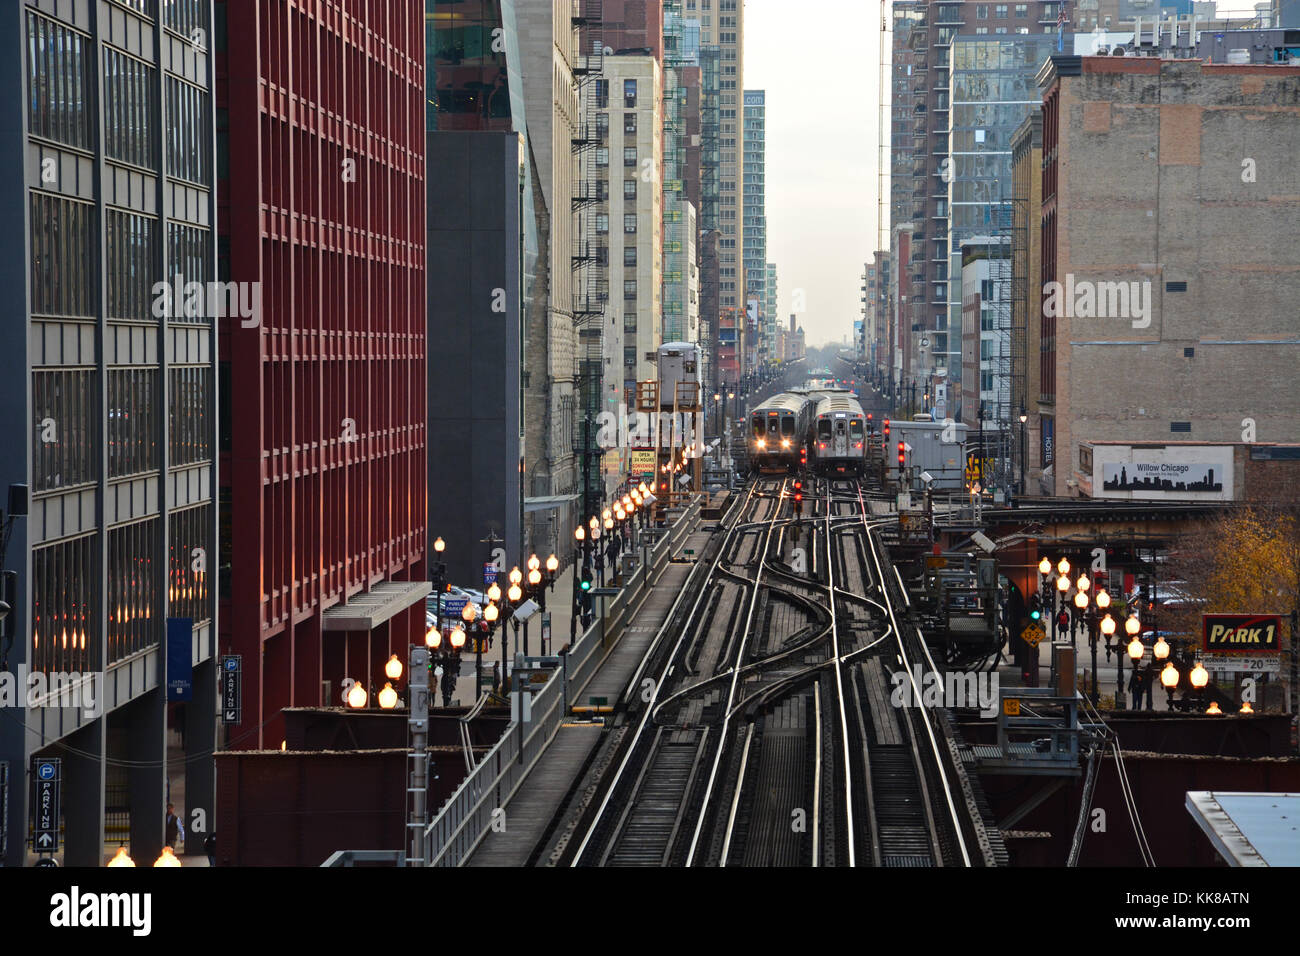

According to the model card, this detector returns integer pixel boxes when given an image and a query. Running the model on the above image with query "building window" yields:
[975,26,989,33]
[995,26,1008,32]
[995,4,1008,17]
[107,368,159,478]
[595,79,609,108]
[624,279,637,300]
[108,518,161,665]
[167,223,212,320]
[596,112,609,136]
[623,146,637,167]
[596,213,609,234]
[169,366,211,466]
[31,193,94,318]
[596,147,608,167]
[624,179,636,200]
[624,112,636,134]
[104,48,155,169]
[624,246,637,266]
[976,4,988,17]
[624,213,637,233]
[164,0,209,38]
[32,535,96,674]
[26,12,93,151]
[623,346,637,366]
[1015,3,1028,14]
[624,78,637,107]
[165,76,209,185]
[33,369,97,492]
[106,211,157,321]
[624,312,637,332]
[169,504,211,623]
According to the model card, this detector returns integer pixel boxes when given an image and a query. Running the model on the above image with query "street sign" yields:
[483,563,498,586]
[220,654,242,725]
[442,595,469,618]
[1203,654,1281,674]
[1020,622,1046,648]
[33,758,60,854]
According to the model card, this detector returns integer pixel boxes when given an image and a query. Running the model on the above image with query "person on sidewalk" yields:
[165,803,184,851]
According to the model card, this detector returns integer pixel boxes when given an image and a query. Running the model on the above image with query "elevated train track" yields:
[562,472,997,867]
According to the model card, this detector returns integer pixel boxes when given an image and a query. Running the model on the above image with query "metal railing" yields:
[417,496,703,866]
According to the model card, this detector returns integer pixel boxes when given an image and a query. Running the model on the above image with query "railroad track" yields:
[563,473,982,867]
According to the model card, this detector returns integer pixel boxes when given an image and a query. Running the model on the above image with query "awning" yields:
[321,581,432,632]
[524,493,578,513]
[1186,791,1300,867]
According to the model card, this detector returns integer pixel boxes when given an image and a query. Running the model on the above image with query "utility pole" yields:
[407,645,430,867]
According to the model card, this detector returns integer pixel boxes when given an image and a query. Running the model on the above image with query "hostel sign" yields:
[1201,614,1281,653]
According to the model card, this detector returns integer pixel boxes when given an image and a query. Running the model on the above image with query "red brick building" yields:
[216,1,428,748]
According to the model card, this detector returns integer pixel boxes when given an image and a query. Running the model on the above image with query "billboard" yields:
[1202,614,1282,653]
[1091,445,1233,501]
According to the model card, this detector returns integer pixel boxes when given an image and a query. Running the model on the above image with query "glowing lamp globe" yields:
[154,846,182,868]
[508,584,522,603]
[1100,614,1116,636]
[347,681,368,709]
[1240,701,1254,714]
[384,655,403,682]
[528,569,542,587]
[1095,590,1111,609]
[575,526,585,542]
[1153,636,1170,660]
[528,554,541,571]
[509,567,523,585]
[1056,575,1069,592]
[1038,558,1051,575]
[426,628,441,649]
[1190,661,1209,689]
[378,683,398,709]
[1125,616,1141,636]
[1127,637,1144,660]
[487,582,502,603]
[433,537,446,553]
[1074,591,1089,609]
[1076,574,1090,592]
[1160,663,1179,688]
[450,626,467,650]
[484,602,499,623]
[1057,558,1070,576]
[1206,701,1223,715]
[546,554,559,573]
[108,846,136,868]
[462,602,477,623]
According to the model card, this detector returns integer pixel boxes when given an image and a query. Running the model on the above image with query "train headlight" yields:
[755,439,765,449]
[781,439,790,448]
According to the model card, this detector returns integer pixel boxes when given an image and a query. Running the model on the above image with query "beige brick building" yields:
[1037,56,1300,497]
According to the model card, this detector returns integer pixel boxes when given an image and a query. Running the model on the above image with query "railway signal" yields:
[793,479,803,515]
[799,446,807,470]
[883,418,890,442]
[897,440,905,468]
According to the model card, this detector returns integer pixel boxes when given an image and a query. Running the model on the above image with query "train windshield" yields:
[780,415,795,437]
[751,415,763,438]
[817,418,831,440]
[850,419,864,439]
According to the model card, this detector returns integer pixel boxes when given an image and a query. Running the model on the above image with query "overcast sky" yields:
[745,0,886,349]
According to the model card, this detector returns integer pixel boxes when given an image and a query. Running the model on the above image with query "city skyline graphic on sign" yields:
[1101,463,1223,494]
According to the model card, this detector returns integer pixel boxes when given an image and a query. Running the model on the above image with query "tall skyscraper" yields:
[1,0,218,866]
[218,1,428,750]
[742,90,767,369]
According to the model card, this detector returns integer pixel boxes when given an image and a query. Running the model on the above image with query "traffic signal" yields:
[883,418,891,442]
[897,441,905,468]
[800,446,807,469]
[579,561,593,592]
[1029,594,1042,620]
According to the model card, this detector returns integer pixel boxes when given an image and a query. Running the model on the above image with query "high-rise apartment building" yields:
[893,1,1063,417]
[742,90,767,367]
[218,2,428,750]
[1038,55,1300,495]
[1,0,218,868]
[603,54,664,394]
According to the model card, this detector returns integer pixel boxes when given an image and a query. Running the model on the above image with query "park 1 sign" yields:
[1202,613,1282,653]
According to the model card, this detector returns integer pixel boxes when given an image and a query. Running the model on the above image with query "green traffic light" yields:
[1030,610,1041,620]
[580,580,591,591]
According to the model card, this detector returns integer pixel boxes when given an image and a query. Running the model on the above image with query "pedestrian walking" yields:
[203,833,216,867]
[165,802,184,850]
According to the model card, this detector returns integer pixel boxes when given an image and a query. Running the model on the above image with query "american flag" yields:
[1057,1,1068,31]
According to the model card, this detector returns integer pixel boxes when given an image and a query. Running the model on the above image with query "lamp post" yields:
[431,536,447,637]
[1114,614,1141,709]
[1190,659,1210,712]
[505,578,523,690]
[462,600,480,691]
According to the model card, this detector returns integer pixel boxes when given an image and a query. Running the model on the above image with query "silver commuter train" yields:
[810,392,867,476]
[748,392,813,473]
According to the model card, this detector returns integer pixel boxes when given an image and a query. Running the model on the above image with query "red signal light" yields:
[897,441,905,467]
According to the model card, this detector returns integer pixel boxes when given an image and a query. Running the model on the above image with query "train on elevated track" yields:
[748,386,870,476]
